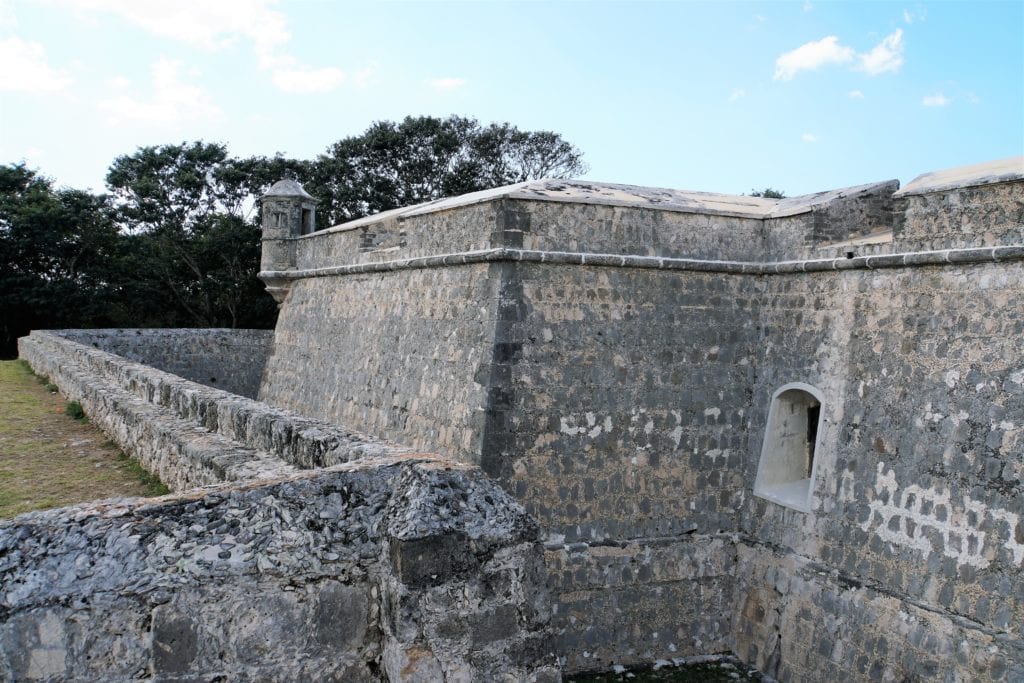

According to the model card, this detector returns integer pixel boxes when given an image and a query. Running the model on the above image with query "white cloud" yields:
[922,92,951,107]
[427,77,466,91]
[848,89,864,99]
[97,57,221,126]
[59,0,288,53]
[0,0,16,30]
[0,37,73,91]
[728,88,745,102]
[774,36,854,80]
[57,0,345,93]
[775,29,905,81]
[272,65,345,93]
[105,75,131,89]
[803,1,814,11]
[801,133,818,143]
[857,29,904,75]
[903,6,927,24]
[967,92,980,104]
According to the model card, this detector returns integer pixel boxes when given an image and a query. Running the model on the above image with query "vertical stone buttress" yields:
[259,179,317,305]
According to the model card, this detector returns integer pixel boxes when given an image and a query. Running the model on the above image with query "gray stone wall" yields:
[259,263,499,463]
[295,203,499,270]
[252,169,1023,679]
[0,458,556,682]
[735,260,1024,681]
[56,328,274,399]
[18,330,411,491]
[897,181,1024,251]
[485,264,757,670]
[14,162,1022,680]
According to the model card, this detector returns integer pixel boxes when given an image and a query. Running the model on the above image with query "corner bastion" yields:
[6,157,1024,682]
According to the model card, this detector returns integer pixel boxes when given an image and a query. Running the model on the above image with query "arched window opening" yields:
[754,383,824,512]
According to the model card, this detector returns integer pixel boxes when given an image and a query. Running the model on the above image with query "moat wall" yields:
[55,328,274,399]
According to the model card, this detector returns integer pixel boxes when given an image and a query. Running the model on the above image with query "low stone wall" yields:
[0,457,557,682]
[55,328,274,399]
[18,330,410,491]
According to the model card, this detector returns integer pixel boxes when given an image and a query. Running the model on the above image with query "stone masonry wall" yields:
[259,263,499,463]
[18,330,413,491]
[734,259,1024,682]
[483,263,758,671]
[0,457,556,682]
[56,328,274,399]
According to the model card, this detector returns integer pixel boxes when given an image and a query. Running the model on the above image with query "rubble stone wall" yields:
[54,328,274,399]
[14,165,1023,681]
[18,330,413,491]
[0,458,556,682]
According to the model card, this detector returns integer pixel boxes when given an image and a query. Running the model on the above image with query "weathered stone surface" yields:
[56,328,273,398]
[0,458,553,681]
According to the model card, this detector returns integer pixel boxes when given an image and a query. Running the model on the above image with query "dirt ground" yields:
[0,360,167,519]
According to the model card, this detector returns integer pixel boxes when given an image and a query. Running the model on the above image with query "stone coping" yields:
[311,178,899,234]
[895,156,1024,197]
[260,243,1024,281]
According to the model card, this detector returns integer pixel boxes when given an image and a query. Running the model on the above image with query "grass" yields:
[0,360,170,518]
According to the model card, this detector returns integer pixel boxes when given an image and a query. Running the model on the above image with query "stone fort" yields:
[3,157,1023,681]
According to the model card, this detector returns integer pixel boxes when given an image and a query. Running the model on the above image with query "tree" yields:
[749,188,786,199]
[105,142,282,329]
[309,115,588,226]
[0,164,122,356]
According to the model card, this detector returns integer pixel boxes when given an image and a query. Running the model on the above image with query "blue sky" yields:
[1,0,1021,197]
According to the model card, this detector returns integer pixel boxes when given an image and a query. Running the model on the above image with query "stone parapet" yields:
[0,458,557,682]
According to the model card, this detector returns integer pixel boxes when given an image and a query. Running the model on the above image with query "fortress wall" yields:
[259,263,499,462]
[0,458,554,682]
[733,259,1024,681]
[897,181,1024,251]
[54,328,274,399]
[763,181,900,261]
[505,201,766,261]
[294,202,500,270]
[482,263,760,671]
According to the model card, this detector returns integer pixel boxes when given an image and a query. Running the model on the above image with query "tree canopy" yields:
[0,116,587,357]
[749,187,786,199]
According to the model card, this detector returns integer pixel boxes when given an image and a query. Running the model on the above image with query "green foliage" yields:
[65,400,86,421]
[749,187,786,198]
[45,383,58,393]
[309,115,588,225]
[115,452,170,496]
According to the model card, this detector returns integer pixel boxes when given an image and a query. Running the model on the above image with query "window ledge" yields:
[754,479,812,512]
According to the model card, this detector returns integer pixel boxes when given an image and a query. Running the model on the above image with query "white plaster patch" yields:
[862,463,1024,569]
[704,407,721,419]
[560,413,613,439]
[944,369,960,389]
